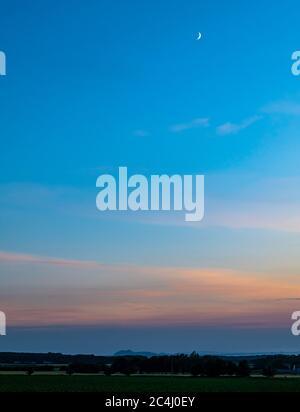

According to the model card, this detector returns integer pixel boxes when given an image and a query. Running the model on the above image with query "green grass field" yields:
[0,375,300,392]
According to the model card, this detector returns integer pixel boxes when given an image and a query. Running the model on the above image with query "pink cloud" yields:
[0,251,104,269]
[1,251,299,329]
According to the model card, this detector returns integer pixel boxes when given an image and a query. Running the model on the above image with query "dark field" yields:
[0,375,300,392]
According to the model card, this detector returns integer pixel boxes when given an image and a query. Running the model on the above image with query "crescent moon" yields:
[197,32,202,40]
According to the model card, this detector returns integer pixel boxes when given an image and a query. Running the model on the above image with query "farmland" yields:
[0,375,300,392]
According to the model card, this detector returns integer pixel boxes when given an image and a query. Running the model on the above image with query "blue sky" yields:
[1,0,299,183]
[1,0,300,354]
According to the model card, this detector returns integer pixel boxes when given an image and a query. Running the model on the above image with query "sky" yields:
[1,0,300,354]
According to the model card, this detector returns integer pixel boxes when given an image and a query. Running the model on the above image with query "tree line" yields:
[99,353,252,377]
[0,351,295,377]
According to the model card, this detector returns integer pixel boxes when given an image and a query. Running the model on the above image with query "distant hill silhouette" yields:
[114,350,166,358]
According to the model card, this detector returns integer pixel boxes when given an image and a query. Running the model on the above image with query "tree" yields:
[191,363,203,377]
[112,357,138,376]
[66,366,74,376]
[103,365,112,376]
[237,360,250,377]
[26,367,34,376]
[226,361,238,376]
[123,366,136,376]
[202,357,226,377]
[262,366,276,378]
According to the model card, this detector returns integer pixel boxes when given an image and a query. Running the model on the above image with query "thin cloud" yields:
[262,100,300,116]
[216,115,262,136]
[1,252,299,328]
[170,118,209,133]
[0,251,104,269]
[133,130,151,137]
